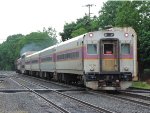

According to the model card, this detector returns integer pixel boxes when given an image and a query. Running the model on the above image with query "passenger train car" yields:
[16,27,138,90]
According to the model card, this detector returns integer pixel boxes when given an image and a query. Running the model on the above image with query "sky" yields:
[0,0,107,43]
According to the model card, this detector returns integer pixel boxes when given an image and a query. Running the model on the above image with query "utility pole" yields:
[83,4,96,18]
[83,4,96,32]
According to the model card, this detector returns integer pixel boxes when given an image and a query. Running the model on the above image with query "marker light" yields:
[89,33,93,37]
[125,33,129,37]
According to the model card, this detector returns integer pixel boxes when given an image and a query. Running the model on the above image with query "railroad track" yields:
[120,88,150,93]
[119,90,150,101]
[127,87,150,91]
[15,74,87,93]
[10,76,115,113]
[10,78,70,113]
[88,90,150,108]
[16,74,150,107]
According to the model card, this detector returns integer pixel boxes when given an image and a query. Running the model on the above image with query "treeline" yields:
[60,1,150,72]
[0,27,57,70]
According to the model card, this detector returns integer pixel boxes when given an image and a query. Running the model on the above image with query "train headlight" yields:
[124,67,129,71]
[89,33,93,37]
[125,33,129,37]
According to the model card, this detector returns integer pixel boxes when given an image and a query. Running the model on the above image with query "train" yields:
[16,27,138,90]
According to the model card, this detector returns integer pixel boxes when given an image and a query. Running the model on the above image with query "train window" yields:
[87,44,97,54]
[104,44,113,54]
[21,55,25,59]
[41,57,52,62]
[57,52,79,60]
[76,52,79,58]
[121,44,130,54]
[32,60,38,63]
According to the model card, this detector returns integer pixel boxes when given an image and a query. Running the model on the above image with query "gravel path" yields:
[0,77,25,89]
[0,92,61,113]
[10,77,45,90]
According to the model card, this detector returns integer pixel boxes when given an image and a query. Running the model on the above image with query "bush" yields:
[140,69,150,81]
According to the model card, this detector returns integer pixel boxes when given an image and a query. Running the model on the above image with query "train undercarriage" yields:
[85,72,132,90]
[23,70,132,90]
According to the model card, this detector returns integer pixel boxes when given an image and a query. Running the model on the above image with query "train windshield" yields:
[121,44,130,54]
[104,44,113,54]
[87,44,97,54]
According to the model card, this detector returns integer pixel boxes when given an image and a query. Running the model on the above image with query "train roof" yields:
[56,33,86,47]
[26,50,41,57]
[101,27,136,34]
[21,51,37,57]
[40,44,56,53]
[25,44,57,57]
[25,34,86,57]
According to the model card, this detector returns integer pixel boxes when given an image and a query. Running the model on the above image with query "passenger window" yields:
[87,44,97,54]
[121,44,130,54]
[104,44,113,54]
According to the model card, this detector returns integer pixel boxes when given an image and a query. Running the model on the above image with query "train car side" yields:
[55,35,84,83]
[39,45,56,79]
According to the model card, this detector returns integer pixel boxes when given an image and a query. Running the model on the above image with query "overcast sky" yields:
[0,0,107,43]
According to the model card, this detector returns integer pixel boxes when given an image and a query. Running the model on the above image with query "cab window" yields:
[87,44,97,54]
[104,44,113,54]
[121,44,130,54]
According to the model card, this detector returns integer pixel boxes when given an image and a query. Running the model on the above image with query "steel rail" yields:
[88,90,150,108]
[10,78,70,113]
[119,91,150,101]
[13,77,115,113]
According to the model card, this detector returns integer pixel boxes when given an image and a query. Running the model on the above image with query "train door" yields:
[100,39,119,72]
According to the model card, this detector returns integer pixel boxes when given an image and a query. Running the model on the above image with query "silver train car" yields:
[16,58,21,73]
[17,27,138,90]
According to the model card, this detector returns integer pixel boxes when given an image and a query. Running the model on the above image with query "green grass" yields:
[131,81,150,89]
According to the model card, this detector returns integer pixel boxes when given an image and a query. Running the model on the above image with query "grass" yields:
[131,81,150,89]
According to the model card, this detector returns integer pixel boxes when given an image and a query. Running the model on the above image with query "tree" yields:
[0,27,57,70]
[115,1,140,31]
[98,1,123,28]
[114,1,150,71]
[19,27,57,55]
[0,34,23,70]
[137,1,150,69]
[60,15,99,41]
[71,28,87,37]
[59,22,76,41]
